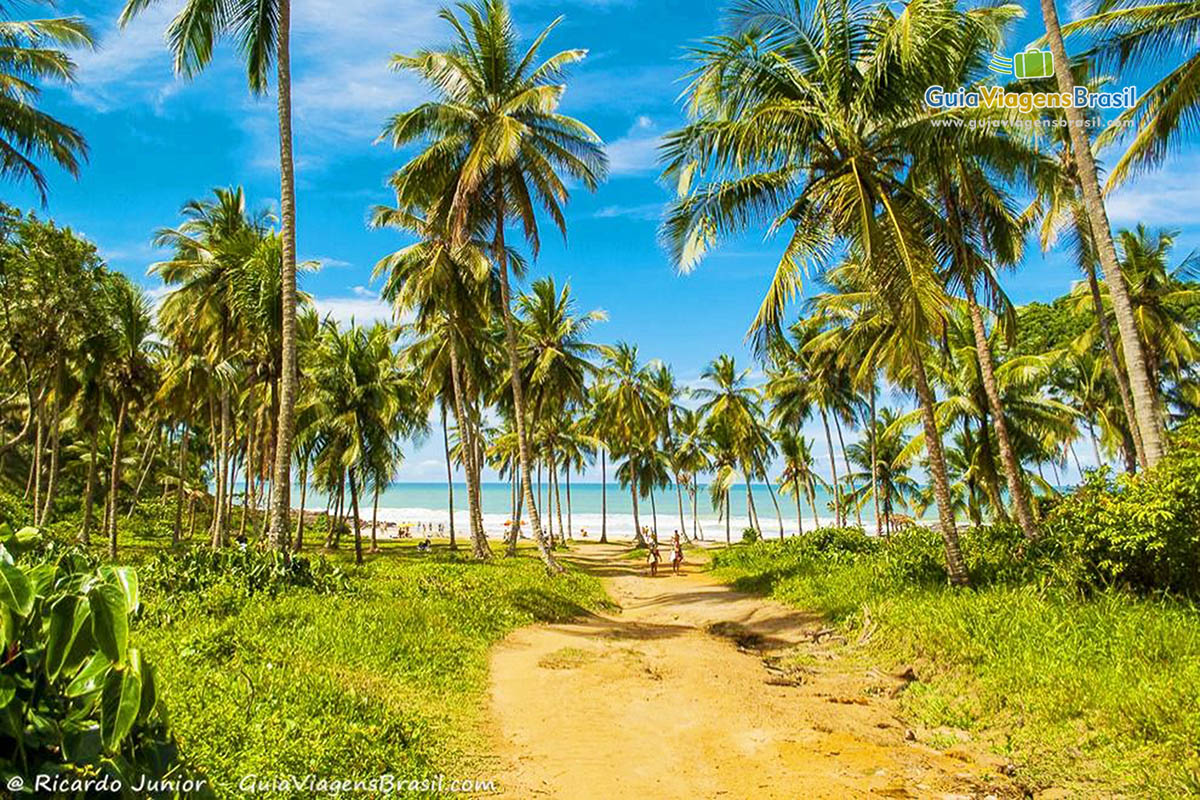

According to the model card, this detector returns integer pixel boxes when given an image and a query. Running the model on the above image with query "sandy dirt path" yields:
[487,543,1013,799]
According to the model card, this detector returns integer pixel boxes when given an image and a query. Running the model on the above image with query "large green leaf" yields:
[66,651,111,698]
[45,594,92,681]
[0,561,33,616]
[99,566,139,613]
[0,674,14,707]
[100,650,142,751]
[88,583,128,665]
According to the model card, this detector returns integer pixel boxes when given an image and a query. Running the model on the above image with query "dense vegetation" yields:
[711,425,1200,795]
[2,0,1200,793]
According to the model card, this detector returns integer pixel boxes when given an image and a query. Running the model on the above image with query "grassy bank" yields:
[123,536,607,797]
[711,537,1200,797]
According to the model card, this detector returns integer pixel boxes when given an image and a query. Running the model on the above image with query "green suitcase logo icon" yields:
[1013,48,1053,79]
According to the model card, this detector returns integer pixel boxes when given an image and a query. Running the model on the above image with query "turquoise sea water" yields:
[296,481,931,539]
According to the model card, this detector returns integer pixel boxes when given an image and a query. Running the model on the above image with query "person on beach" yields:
[671,532,683,575]
[417,537,431,553]
[648,540,661,577]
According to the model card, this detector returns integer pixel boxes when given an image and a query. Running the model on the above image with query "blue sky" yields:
[10,0,1200,481]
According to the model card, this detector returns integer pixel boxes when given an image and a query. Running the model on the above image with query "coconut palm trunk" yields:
[909,348,969,585]
[1039,0,1166,465]
[107,400,128,559]
[173,423,189,544]
[370,486,380,553]
[267,0,300,551]
[630,485,645,547]
[793,475,804,537]
[506,462,523,556]
[819,408,841,525]
[833,415,862,528]
[675,476,688,542]
[348,466,363,565]
[493,198,559,571]
[724,488,731,544]
[764,473,784,540]
[565,467,573,541]
[551,449,565,550]
[80,424,99,544]
[869,379,881,537]
[447,340,489,557]
[649,488,659,542]
[293,461,307,551]
[963,284,1039,538]
[441,404,457,550]
[1084,261,1143,471]
[600,450,608,544]
[38,356,64,525]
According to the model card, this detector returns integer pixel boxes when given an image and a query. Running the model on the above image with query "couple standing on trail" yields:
[647,531,684,577]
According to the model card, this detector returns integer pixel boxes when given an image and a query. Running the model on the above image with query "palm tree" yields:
[694,354,765,534]
[385,0,606,571]
[0,7,93,201]
[120,0,302,550]
[1035,0,1168,465]
[102,275,156,558]
[777,430,825,535]
[662,0,972,581]
[672,406,710,541]
[647,363,690,540]
[847,409,919,537]
[600,343,656,547]
[375,204,498,557]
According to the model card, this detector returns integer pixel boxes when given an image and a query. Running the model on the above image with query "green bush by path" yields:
[135,543,607,799]
[712,536,1200,795]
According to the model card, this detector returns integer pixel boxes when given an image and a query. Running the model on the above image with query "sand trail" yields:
[487,543,1011,799]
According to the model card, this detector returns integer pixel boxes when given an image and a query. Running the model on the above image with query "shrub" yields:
[1044,419,1200,595]
[139,546,350,599]
[740,527,759,543]
[0,525,187,794]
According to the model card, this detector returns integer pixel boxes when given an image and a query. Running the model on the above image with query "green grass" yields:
[131,539,608,799]
[711,541,1200,798]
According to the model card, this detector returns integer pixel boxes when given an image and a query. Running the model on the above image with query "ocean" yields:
[294,481,932,540]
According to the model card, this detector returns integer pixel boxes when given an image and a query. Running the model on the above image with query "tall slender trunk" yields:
[238,411,254,540]
[29,412,41,512]
[551,449,565,549]
[293,461,307,551]
[724,488,731,544]
[977,410,1009,523]
[506,461,523,557]
[39,356,64,525]
[268,0,299,550]
[441,404,457,550]
[808,479,820,531]
[1084,251,1145,470]
[492,195,558,571]
[691,484,700,540]
[1088,421,1103,469]
[80,424,99,545]
[565,467,573,541]
[833,415,861,528]
[675,475,687,542]
[107,400,128,560]
[765,474,784,540]
[370,487,380,553]
[127,427,159,519]
[460,365,489,554]
[649,487,659,543]
[173,423,189,544]
[348,467,363,565]
[909,347,968,585]
[1040,0,1166,464]
[600,451,608,544]
[819,408,841,525]
[212,330,230,550]
[964,284,1039,538]
[869,379,881,538]
[794,475,804,537]
[448,341,487,555]
[630,485,645,547]
[744,475,759,532]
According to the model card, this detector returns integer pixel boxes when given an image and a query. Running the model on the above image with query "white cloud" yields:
[1105,155,1200,227]
[606,115,664,175]
[312,286,392,325]
[593,202,663,220]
